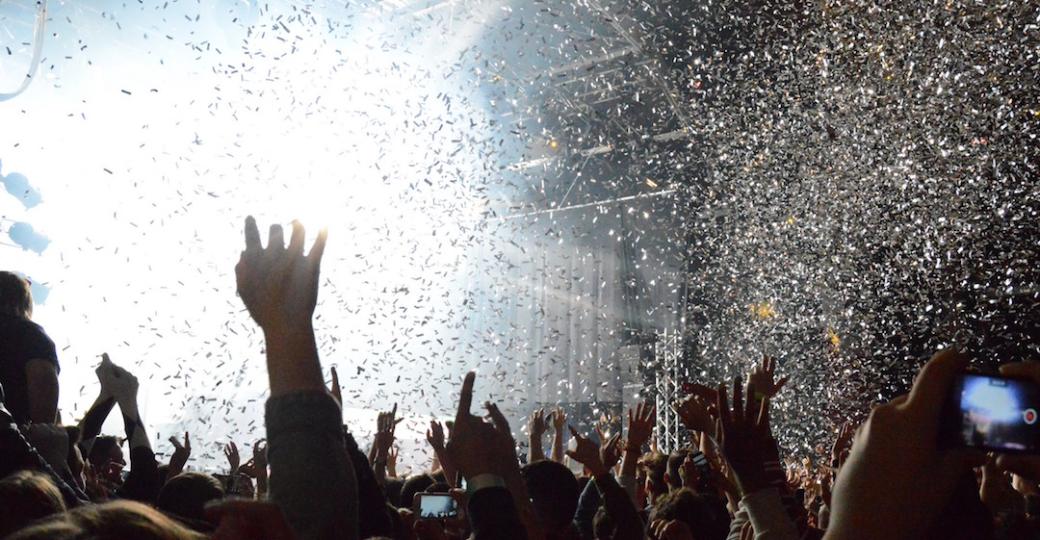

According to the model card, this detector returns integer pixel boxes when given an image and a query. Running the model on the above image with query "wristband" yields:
[466,473,506,495]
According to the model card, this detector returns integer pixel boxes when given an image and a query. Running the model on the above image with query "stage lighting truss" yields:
[653,329,687,454]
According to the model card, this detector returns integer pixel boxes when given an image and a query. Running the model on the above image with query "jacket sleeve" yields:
[266,391,359,540]
[573,474,603,538]
[593,474,645,540]
[343,432,393,538]
[117,446,161,504]
[742,488,800,540]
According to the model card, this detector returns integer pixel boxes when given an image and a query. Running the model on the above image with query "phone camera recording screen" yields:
[955,374,1040,452]
[419,495,457,519]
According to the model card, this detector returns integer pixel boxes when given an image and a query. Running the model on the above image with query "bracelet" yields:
[466,473,506,495]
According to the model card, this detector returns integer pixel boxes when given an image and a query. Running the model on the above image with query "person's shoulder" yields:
[0,315,56,352]
[0,316,51,339]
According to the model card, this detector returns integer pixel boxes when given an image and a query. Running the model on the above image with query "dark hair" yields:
[640,452,668,497]
[0,271,32,318]
[593,506,614,540]
[521,460,580,534]
[401,474,435,510]
[156,472,225,523]
[88,435,122,467]
[0,470,66,538]
[384,477,405,508]
[7,499,204,540]
[666,450,690,490]
[649,488,729,540]
[425,482,451,494]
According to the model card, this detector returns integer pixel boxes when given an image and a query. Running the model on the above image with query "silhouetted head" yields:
[87,435,126,486]
[7,499,205,540]
[401,474,435,510]
[649,488,729,540]
[0,470,66,538]
[0,271,32,319]
[521,460,580,535]
[640,452,668,502]
[157,472,225,523]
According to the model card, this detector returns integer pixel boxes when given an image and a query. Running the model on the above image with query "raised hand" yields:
[565,426,608,476]
[427,420,447,453]
[101,355,139,402]
[551,407,566,433]
[716,377,771,496]
[235,217,327,333]
[674,394,714,434]
[600,432,623,471]
[167,431,191,479]
[373,404,400,461]
[445,373,499,478]
[529,409,547,439]
[235,217,329,397]
[831,421,855,470]
[748,355,788,399]
[626,402,655,452]
[252,439,268,471]
[239,439,268,478]
[225,442,241,474]
[95,353,119,398]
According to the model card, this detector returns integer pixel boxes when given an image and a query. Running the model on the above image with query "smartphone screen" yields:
[945,373,1040,452]
[418,493,458,520]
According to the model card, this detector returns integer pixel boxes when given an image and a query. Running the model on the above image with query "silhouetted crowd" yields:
[2,218,1040,540]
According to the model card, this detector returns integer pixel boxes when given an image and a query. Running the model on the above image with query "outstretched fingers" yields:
[455,372,476,424]
[244,216,262,252]
[308,227,329,266]
[287,220,306,256]
[267,224,285,252]
[485,402,510,434]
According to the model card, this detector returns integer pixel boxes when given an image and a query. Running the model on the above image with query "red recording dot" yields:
[1024,408,1037,425]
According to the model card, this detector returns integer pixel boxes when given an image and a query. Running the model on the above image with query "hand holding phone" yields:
[942,373,1040,453]
[415,493,459,521]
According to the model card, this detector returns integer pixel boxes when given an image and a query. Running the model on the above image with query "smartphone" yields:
[942,373,1040,453]
[415,493,458,520]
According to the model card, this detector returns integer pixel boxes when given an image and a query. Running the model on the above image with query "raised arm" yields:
[621,402,654,502]
[527,409,548,463]
[235,217,358,540]
[717,377,798,540]
[445,372,533,540]
[426,420,457,485]
[550,407,566,463]
[566,426,644,540]
[370,404,399,485]
[100,357,162,504]
[165,432,191,481]
[77,357,118,456]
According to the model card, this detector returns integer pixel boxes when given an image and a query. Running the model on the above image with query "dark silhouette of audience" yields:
[1,218,1039,540]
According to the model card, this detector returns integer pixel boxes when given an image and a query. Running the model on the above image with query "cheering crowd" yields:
[2,217,1040,540]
